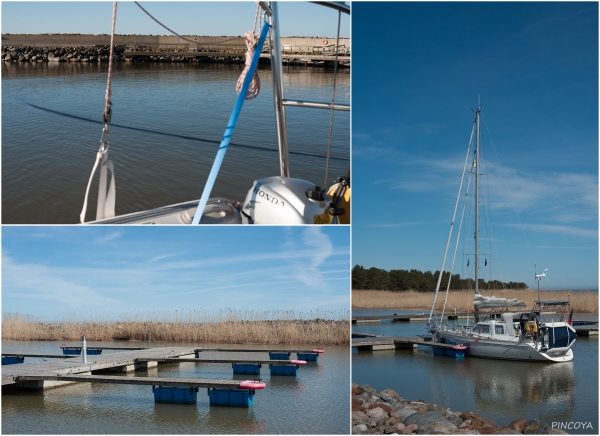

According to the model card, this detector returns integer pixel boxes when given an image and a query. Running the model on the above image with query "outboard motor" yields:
[241,176,331,224]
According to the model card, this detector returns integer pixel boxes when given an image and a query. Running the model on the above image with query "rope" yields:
[80,1,117,223]
[236,30,261,100]
[323,10,341,188]
[134,1,242,47]
[103,1,117,124]
[24,102,349,162]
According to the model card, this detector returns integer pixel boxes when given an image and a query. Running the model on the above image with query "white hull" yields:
[434,329,574,363]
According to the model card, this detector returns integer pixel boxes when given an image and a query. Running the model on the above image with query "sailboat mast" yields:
[475,108,480,295]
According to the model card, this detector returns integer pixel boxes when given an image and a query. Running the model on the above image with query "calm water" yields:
[352,309,598,434]
[2,341,350,434]
[1,61,350,224]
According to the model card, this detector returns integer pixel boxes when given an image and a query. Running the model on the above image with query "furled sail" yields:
[473,293,527,309]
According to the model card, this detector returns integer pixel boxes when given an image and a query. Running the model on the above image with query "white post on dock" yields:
[82,336,87,363]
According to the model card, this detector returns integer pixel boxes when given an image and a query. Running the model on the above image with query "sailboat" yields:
[426,107,576,363]
[80,1,350,225]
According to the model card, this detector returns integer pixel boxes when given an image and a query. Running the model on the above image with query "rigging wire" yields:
[323,10,341,188]
[134,1,242,47]
[24,101,349,162]
[482,113,536,268]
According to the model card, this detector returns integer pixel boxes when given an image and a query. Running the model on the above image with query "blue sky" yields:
[352,2,598,290]
[2,226,350,320]
[1,2,349,38]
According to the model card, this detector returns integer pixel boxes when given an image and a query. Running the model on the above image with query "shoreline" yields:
[2,40,350,67]
[2,318,350,346]
[352,289,599,313]
[352,383,574,435]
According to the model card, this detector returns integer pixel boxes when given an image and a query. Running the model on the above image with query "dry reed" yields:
[2,309,350,345]
[353,289,598,313]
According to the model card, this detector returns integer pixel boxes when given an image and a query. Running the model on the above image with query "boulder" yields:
[523,419,550,435]
[381,389,402,400]
[460,412,481,421]
[548,430,569,435]
[401,424,418,434]
[352,410,369,424]
[391,407,418,421]
[403,410,449,428]
[370,403,393,414]
[447,414,463,427]
[367,407,389,421]
[471,418,497,430]
[352,387,365,396]
[509,419,527,433]
[416,421,458,434]
[352,424,368,434]
[352,397,365,411]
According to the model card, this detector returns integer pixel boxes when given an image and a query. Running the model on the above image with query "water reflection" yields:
[353,316,597,433]
[2,62,349,223]
[2,341,349,434]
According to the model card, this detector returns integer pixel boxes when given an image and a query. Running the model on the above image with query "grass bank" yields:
[353,289,598,313]
[2,309,350,345]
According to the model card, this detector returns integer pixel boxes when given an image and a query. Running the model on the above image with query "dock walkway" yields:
[1,346,196,387]
[14,374,249,389]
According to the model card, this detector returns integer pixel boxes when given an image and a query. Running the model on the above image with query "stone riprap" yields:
[351,383,569,435]
[0,45,247,64]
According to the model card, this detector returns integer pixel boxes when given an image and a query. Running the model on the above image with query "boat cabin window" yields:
[473,324,490,334]
[494,325,505,335]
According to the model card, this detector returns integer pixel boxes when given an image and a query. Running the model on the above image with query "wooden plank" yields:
[2,347,197,386]
[58,347,148,351]
[197,348,319,354]
[352,335,457,350]
[2,353,78,359]
[14,374,255,389]
[135,358,293,364]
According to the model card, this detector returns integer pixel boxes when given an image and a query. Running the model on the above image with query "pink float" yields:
[239,380,266,390]
[312,349,324,353]
[290,360,307,365]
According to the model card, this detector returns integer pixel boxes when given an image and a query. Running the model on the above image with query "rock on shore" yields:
[351,383,568,435]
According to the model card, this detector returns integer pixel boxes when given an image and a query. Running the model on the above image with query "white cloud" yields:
[95,230,124,244]
[2,256,118,308]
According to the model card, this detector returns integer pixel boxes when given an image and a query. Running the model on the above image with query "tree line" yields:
[352,265,528,292]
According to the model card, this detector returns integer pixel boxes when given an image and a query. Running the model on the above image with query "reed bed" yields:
[2,309,350,345]
[353,289,598,313]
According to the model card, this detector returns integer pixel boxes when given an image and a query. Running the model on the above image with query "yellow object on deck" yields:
[327,184,350,224]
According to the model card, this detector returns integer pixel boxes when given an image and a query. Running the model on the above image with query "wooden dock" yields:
[1,346,196,388]
[196,348,321,354]
[2,353,78,359]
[352,334,456,351]
[14,374,250,389]
[136,358,296,365]
[1,345,321,391]
[573,324,598,336]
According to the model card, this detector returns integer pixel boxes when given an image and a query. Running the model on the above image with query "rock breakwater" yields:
[1,44,245,64]
[352,383,568,435]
